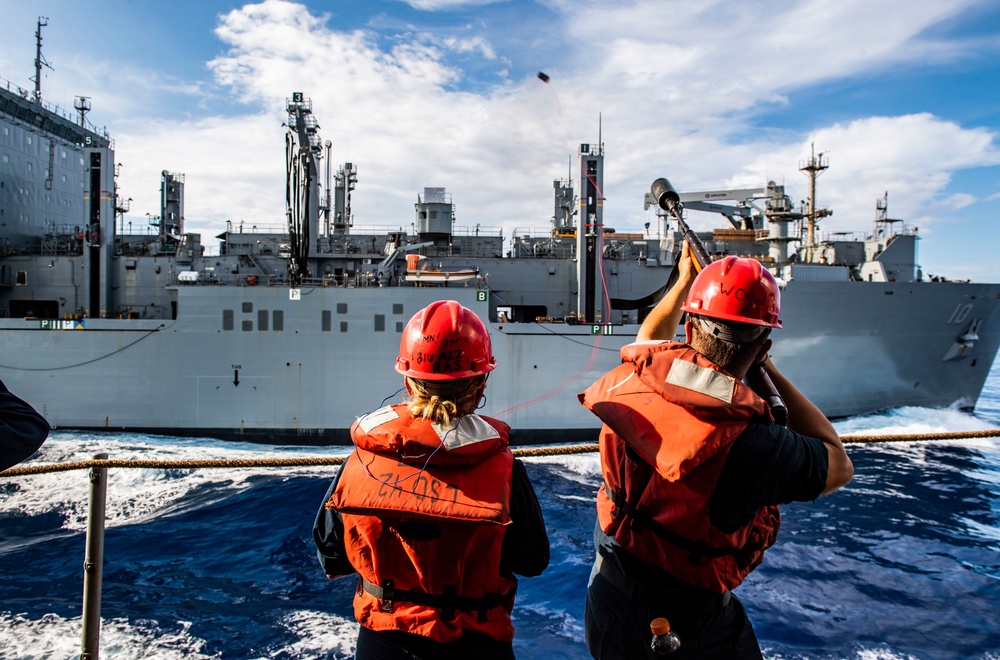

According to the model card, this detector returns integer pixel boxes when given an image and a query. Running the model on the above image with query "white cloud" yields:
[401,0,507,10]
[441,35,498,60]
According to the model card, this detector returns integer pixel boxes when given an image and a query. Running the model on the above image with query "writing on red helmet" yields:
[681,257,782,328]
[395,300,497,380]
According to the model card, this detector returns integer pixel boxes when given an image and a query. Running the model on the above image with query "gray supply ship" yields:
[1,32,998,443]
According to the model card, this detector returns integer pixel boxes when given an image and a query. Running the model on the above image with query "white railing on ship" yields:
[0,75,114,145]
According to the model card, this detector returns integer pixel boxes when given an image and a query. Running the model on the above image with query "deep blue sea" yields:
[2,362,1000,659]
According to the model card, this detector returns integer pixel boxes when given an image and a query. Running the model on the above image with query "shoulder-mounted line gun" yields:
[651,178,788,426]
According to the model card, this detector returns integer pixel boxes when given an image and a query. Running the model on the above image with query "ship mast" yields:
[31,17,52,103]
[799,144,831,263]
[576,135,605,323]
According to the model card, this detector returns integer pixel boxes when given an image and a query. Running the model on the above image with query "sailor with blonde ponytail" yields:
[314,300,549,659]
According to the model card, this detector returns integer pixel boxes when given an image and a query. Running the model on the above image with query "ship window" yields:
[26,162,32,172]
[61,150,66,159]
[16,271,27,285]
[242,320,253,332]
[273,310,284,331]
[223,310,234,330]
[2,154,7,163]
[430,211,438,219]
[340,321,348,332]
[396,321,404,333]
[242,302,253,313]
[26,136,32,145]
[258,310,269,331]
[322,310,331,331]
[375,314,385,332]
[337,303,347,314]
[393,304,403,314]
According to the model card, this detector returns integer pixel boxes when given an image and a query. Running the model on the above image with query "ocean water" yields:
[2,363,999,659]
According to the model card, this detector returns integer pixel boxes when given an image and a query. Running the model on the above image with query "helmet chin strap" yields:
[696,315,768,343]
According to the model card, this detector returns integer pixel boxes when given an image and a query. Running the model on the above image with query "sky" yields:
[2,0,999,280]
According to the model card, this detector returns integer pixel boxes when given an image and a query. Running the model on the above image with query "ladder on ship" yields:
[243,253,276,284]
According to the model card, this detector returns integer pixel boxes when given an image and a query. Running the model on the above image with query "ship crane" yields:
[285,92,323,285]
[644,184,772,227]
[643,181,800,265]
[642,183,786,229]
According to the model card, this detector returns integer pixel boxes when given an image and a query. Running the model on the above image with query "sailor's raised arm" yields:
[760,357,853,494]
[636,242,697,343]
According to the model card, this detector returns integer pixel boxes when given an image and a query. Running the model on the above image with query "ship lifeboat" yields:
[404,254,477,284]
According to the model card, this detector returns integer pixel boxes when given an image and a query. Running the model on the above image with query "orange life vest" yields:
[327,405,517,643]
[579,341,781,593]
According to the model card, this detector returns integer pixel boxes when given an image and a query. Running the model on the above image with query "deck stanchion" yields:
[80,453,108,660]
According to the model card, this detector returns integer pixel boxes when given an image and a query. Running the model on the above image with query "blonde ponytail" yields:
[406,376,486,426]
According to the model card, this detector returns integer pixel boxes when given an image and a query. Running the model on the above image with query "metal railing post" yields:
[80,452,108,660]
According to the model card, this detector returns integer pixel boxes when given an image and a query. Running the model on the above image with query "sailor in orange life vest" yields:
[313,300,549,660]
[578,244,853,659]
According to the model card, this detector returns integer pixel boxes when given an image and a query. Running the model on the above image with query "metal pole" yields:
[80,452,108,660]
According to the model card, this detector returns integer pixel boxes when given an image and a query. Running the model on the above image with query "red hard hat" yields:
[395,300,497,380]
[681,257,782,328]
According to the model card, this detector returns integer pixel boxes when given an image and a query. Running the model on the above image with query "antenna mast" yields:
[799,143,831,263]
[31,17,52,103]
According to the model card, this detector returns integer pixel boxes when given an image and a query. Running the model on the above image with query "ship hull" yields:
[1,281,997,445]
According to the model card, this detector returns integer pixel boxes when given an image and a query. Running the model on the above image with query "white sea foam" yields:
[522,451,601,484]
[762,650,922,660]
[1,432,350,531]
[834,401,999,436]
[829,402,1000,508]
[267,609,358,658]
[0,612,214,660]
